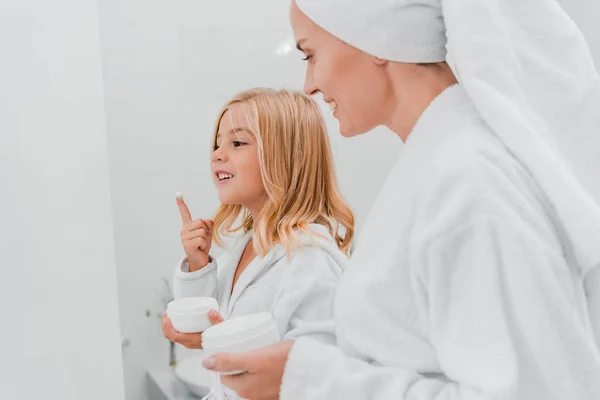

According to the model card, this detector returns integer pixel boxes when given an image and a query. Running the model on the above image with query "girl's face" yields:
[289,2,393,138]
[212,103,267,215]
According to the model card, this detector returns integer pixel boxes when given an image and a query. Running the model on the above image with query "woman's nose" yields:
[303,70,318,96]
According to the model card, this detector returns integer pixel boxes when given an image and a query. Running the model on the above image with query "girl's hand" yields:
[176,195,214,272]
[161,309,224,349]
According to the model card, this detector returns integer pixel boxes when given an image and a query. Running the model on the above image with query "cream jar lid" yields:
[167,297,219,314]
[202,312,277,345]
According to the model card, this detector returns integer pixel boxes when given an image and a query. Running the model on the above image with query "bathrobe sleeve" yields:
[272,248,342,345]
[172,256,219,300]
[280,218,599,399]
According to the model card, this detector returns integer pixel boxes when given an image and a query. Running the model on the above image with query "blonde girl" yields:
[162,88,354,399]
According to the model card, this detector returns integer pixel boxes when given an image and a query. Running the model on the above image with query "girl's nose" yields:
[212,147,227,163]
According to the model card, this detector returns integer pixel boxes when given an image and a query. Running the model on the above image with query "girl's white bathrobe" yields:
[173,224,346,338]
[280,85,600,400]
[173,223,347,398]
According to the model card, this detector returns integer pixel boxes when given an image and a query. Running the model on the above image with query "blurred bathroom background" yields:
[1,0,599,399]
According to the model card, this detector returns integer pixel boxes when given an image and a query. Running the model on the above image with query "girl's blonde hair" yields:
[211,88,354,257]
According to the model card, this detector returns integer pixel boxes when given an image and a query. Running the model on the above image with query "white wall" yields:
[98,1,600,399]
[97,2,190,398]
[0,1,125,399]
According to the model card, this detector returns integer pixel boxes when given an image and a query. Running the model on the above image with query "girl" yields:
[162,88,354,399]
[203,1,600,399]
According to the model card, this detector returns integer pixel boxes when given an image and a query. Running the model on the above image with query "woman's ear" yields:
[374,57,388,66]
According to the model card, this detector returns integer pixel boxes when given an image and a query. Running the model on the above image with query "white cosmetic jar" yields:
[202,312,280,374]
[167,297,219,333]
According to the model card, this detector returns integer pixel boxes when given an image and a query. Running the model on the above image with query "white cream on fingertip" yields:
[176,192,183,200]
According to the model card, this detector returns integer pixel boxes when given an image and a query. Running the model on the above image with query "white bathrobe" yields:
[173,223,347,398]
[280,85,600,399]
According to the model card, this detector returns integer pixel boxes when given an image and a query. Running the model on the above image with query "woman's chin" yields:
[339,123,365,138]
[337,115,368,138]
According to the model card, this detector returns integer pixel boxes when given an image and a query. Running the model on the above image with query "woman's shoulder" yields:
[426,118,532,197]
[404,113,557,235]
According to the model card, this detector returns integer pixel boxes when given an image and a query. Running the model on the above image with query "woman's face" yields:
[290,2,392,138]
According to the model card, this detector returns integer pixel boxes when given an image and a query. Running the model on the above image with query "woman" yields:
[202,1,600,399]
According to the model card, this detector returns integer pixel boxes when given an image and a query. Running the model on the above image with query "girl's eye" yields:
[302,55,312,61]
[233,141,246,147]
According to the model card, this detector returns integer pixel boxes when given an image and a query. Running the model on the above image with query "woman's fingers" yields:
[203,352,253,374]
[204,341,294,399]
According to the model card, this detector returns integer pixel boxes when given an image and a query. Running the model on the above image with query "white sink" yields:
[174,355,213,398]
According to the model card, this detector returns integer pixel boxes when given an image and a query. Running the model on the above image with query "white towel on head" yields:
[297,0,447,63]
[296,0,600,345]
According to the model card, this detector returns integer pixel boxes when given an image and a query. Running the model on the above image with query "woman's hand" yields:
[162,309,224,349]
[202,340,295,400]
[176,195,214,272]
